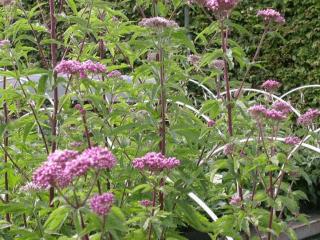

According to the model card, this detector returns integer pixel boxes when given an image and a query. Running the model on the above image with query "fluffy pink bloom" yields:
[223,143,234,155]
[20,182,41,192]
[210,59,225,70]
[0,0,15,5]
[272,101,292,115]
[248,104,267,118]
[147,52,158,61]
[32,150,79,189]
[55,60,82,75]
[229,194,241,205]
[0,40,10,47]
[90,193,114,216]
[284,136,301,145]
[81,60,106,74]
[261,80,281,92]
[190,0,239,16]
[207,119,216,127]
[139,17,178,28]
[79,147,117,170]
[297,109,320,126]
[70,142,83,148]
[107,70,122,78]
[257,9,285,24]
[139,199,153,207]
[265,109,287,121]
[132,152,180,172]
[187,54,201,66]
[64,157,91,178]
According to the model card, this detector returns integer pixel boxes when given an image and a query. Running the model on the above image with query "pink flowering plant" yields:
[0,0,319,240]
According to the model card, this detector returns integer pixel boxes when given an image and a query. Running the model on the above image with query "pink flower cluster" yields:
[0,0,15,6]
[272,101,292,115]
[257,9,285,24]
[139,199,153,207]
[248,104,267,118]
[107,70,122,78]
[55,60,106,77]
[297,109,320,126]
[284,136,301,145]
[139,17,179,28]
[32,147,117,189]
[207,119,216,127]
[190,0,239,15]
[261,79,281,92]
[248,101,292,121]
[229,193,241,205]
[223,143,234,155]
[32,150,79,188]
[132,152,180,172]
[89,193,114,216]
[187,54,201,66]
[0,39,10,48]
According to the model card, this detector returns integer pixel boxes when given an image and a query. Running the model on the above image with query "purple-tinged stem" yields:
[3,73,10,223]
[49,0,58,208]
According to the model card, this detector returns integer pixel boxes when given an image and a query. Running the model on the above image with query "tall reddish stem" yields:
[49,0,58,208]
[3,74,10,223]
[220,21,233,136]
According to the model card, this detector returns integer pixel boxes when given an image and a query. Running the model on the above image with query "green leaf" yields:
[44,206,70,232]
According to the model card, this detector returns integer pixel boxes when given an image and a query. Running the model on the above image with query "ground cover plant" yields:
[0,0,319,239]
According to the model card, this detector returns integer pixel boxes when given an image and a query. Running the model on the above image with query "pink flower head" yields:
[64,157,91,178]
[20,182,41,192]
[229,193,241,205]
[81,60,106,74]
[207,119,216,127]
[89,193,114,216]
[248,104,267,118]
[132,152,180,172]
[0,39,10,47]
[265,109,287,121]
[139,17,179,28]
[55,60,82,75]
[297,109,320,126]
[107,70,122,78]
[190,0,239,17]
[139,199,153,207]
[0,0,15,6]
[187,54,201,66]
[223,143,234,155]
[284,136,301,146]
[261,80,281,92]
[70,142,83,148]
[32,150,79,189]
[210,59,225,70]
[79,147,117,170]
[257,9,285,24]
[272,101,292,115]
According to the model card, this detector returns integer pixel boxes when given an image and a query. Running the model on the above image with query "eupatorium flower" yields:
[265,109,287,121]
[0,0,14,5]
[55,60,82,75]
[139,17,178,28]
[32,150,79,189]
[284,136,301,145]
[90,193,114,216]
[210,59,225,70]
[107,70,122,78]
[248,104,267,118]
[139,199,153,207]
[297,109,320,126]
[20,182,41,192]
[190,0,239,16]
[187,54,201,66]
[223,143,234,155]
[79,147,117,170]
[229,193,241,205]
[207,119,216,127]
[132,152,180,172]
[261,80,281,92]
[81,60,107,74]
[257,9,285,24]
[0,40,10,47]
[272,101,292,115]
